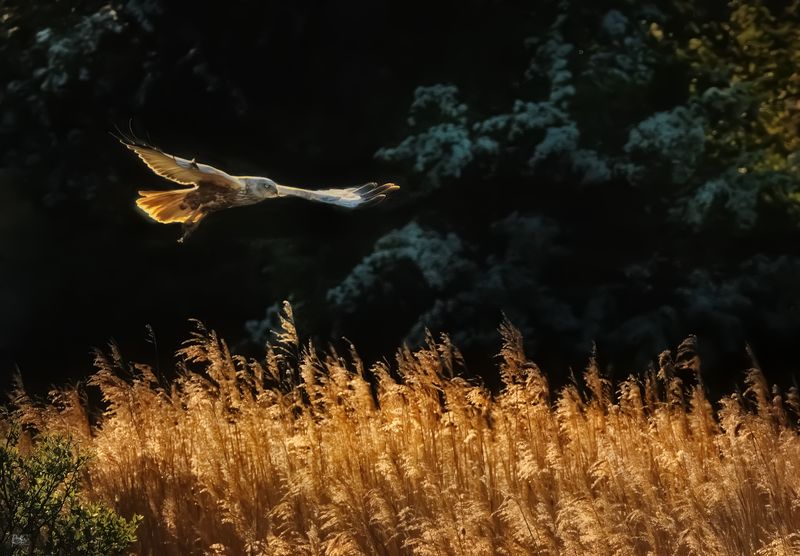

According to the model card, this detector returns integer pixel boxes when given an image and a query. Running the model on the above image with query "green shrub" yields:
[0,423,140,556]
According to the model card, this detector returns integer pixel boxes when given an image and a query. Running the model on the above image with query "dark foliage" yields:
[1,0,799,397]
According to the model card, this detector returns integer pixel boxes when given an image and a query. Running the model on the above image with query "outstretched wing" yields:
[114,130,242,190]
[275,182,399,208]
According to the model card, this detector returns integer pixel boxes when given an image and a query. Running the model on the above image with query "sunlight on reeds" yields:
[8,303,800,555]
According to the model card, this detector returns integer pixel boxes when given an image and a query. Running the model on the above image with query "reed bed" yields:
[9,305,800,555]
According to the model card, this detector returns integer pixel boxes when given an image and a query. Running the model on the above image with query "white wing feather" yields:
[115,133,242,189]
[275,182,399,208]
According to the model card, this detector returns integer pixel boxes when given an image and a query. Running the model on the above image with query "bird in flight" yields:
[114,130,399,242]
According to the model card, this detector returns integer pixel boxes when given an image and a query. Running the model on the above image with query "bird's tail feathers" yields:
[136,188,198,224]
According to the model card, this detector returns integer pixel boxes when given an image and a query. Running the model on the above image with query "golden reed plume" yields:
[9,305,800,555]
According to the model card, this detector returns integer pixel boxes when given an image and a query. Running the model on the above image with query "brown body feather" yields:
[136,183,247,226]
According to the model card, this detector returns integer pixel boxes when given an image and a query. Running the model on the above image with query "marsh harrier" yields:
[115,132,399,242]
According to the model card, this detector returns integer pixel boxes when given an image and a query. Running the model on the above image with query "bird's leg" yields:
[177,209,204,243]
[178,222,197,243]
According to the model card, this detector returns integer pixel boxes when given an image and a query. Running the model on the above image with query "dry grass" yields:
[9,303,800,555]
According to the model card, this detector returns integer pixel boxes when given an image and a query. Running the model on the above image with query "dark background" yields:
[2,0,799,398]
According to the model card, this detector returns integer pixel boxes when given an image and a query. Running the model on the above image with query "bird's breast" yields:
[234,190,267,206]
[184,185,255,211]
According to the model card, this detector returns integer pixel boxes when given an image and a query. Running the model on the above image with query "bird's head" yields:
[245,177,278,199]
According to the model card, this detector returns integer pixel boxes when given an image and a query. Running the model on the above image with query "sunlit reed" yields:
[10,304,800,555]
